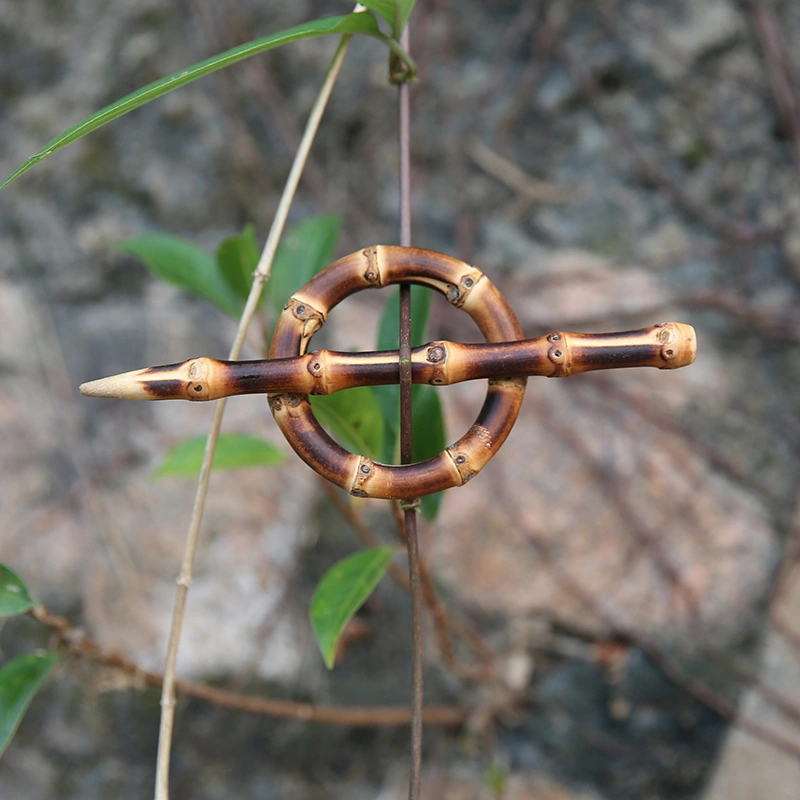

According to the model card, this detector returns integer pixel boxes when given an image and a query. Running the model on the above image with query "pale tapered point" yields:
[79,369,154,400]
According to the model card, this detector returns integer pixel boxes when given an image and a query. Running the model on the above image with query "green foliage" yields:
[276,214,391,467]
[118,234,244,318]
[216,225,261,307]
[0,653,58,758]
[155,433,284,478]
[393,0,419,35]
[411,385,446,521]
[0,565,37,617]
[1,11,413,190]
[310,548,395,668]
[358,1,418,36]
[483,763,508,797]
[376,285,433,356]
[310,387,385,463]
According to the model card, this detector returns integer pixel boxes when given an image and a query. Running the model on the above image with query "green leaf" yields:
[0,565,37,617]
[356,1,395,26]
[358,1,417,35]
[216,225,261,305]
[0,652,58,758]
[119,234,244,318]
[268,214,341,321]
[484,764,508,796]
[394,0,419,35]
[373,284,433,460]
[310,548,394,669]
[1,12,413,191]
[412,386,446,522]
[376,284,432,354]
[310,387,385,463]
[155,433,284,478]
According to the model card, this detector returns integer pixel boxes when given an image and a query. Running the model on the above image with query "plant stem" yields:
[396,22,424,800]
[29,604,466,726]
[153,33,354,800]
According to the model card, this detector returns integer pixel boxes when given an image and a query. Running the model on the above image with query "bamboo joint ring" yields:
[267,246,527,500]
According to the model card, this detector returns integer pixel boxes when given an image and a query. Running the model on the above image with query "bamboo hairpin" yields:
[81,246,697,498]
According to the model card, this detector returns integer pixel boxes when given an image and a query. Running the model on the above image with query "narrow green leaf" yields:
[356,1,395,26]
[395,0,419,35]
[373,284,433,461]
[0,565,37,617]
[310,548,394,669]
[155,433,284,478]
[310,387,385,463]
[484,764,508,796]
[1,12,411,191]
[412,386,446,522]
[0,652,58,758]
[268,214,341,321]
[358,2,417,35]
[216,225,261,305]
[118,234,244,318]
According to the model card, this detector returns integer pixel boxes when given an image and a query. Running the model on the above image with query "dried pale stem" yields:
[153,34,354,800]
[29,604,465,727]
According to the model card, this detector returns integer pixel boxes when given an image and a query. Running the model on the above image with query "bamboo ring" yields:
[267,246,527,499]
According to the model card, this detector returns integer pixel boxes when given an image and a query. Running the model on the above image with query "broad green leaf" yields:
[310,387,385,463]
[310,548,394,669]
[268,214,341,321]
[2,12,414,190]
[0,565,37,617]
[412,386,446,522]
[119,234,243,318]
[155,433,284,478]
[376,284,432,354]
[373,284,433,460]
[0,652,58,758]
[216,225,260,305]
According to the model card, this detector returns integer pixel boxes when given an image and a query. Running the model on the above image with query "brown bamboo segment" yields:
[267,245,527,499]
[79,323,696,402]
[78,245,698,500]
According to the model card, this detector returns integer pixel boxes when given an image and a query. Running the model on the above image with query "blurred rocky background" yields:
[2,0,800,798]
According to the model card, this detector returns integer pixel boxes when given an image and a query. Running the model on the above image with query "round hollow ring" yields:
[267,245,527,499]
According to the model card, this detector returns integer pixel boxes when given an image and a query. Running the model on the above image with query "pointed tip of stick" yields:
[79,369,156,400]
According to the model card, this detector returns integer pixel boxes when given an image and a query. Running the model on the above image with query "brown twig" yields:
[390,500,495,681]
[492,484,800,764]
[499,0,575,137]
[396,21,424,800]
[467,138,576,205]
[559,44,774,247]
[321,482,493,680]
[548,387,800,733]
[747,0,800,180]
[28,604,465,727]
